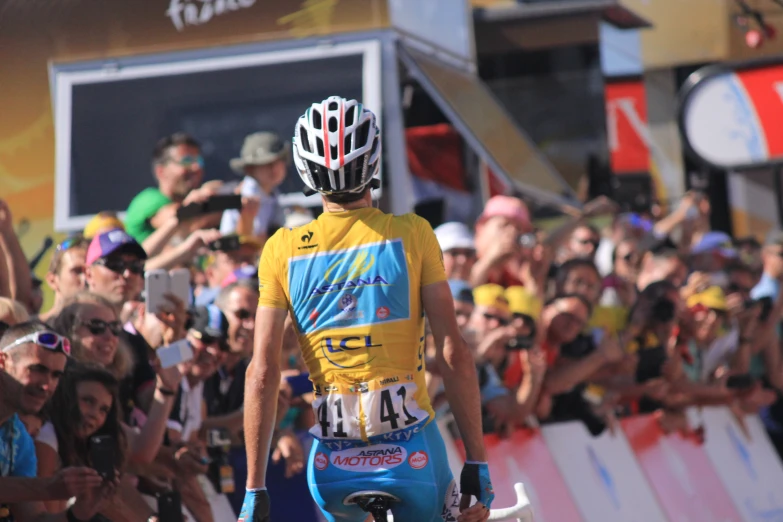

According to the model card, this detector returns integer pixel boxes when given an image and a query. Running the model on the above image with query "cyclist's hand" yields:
[238,489,271,522]
[459,462,494,521]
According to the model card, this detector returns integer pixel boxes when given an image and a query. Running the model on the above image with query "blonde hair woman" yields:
[53,292,133,379]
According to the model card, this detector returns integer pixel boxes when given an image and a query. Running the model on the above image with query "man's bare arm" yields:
[0,478,59,504]
[423,281,486,462]
[245,306,288,488]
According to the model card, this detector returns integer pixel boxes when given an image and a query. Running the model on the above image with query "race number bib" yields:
[310,376,429,445]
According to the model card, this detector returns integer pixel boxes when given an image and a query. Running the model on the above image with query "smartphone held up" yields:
[145,268,191,314]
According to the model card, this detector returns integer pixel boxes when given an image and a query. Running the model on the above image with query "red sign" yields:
[408,450,429,469]
[623,415,743,522]
[458,430,585,522]
[605,80,650,173]
[737,65,783,159]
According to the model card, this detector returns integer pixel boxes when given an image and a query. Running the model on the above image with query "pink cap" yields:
[477,196,530,228]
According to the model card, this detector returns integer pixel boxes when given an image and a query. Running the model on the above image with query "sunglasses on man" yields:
[94,257,145,275]
[1,331,71,356]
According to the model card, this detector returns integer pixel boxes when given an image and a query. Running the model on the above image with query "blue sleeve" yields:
[13,425,37,478]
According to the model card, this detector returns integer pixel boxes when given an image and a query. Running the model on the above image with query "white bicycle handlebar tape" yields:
[385,483,534,522]
[487,483,534,522]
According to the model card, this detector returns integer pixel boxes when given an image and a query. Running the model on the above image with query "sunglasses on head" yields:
[95,257,144,275]
[483,312,509,326]
[2,331,71,356]
[80,319,123,337]
[57,235,85,252]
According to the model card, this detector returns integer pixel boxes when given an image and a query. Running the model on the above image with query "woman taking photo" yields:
[36,363,156,521]
[53,292,181,464]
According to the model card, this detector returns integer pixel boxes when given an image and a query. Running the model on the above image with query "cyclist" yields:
[240,97,494,522]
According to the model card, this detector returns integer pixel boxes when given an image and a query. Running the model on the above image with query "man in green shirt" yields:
[125,132,220,243]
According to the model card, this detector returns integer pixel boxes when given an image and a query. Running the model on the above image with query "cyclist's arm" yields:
[422,281,487,462]
[244,305,288,489]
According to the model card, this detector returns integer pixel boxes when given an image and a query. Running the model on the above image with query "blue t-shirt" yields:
[0,414,37,477]
[751,272,779,301]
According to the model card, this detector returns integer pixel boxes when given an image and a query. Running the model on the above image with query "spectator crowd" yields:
[2,129,783,521]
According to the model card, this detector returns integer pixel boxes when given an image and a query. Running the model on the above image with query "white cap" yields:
[434,222,475,252]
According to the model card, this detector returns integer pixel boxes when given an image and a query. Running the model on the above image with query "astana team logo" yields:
[339,293,358,312]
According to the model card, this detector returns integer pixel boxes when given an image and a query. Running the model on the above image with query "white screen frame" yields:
[51,39,382,232]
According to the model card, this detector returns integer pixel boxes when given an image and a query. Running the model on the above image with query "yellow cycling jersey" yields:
[257,207,446,447]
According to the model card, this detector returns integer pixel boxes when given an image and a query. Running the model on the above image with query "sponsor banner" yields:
[680,61,783,169]
[697,407,783,522]
[455,429,584,522]
[622,414,743,522]
[542,420,668,522]
[605,79,651,174]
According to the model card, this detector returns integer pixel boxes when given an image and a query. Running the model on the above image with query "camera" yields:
[506,335,535,351]
[518,233,537,248]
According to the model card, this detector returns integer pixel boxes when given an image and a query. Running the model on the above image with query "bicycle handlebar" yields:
[487,483,533,522]
[385,482,533,522]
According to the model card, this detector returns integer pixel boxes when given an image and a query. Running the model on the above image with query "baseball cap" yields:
[435,222,475,252]
[505,286,542,321]
[448,279,474,305]
[86,229,147,265]
[188,305,230,350]
[686,286,727,312]
[230,132,290,174]
[476,196,531,229]
[472,284,510,314]
[83,212,125,239]
[691,231,736,258]
[221,265,258,288]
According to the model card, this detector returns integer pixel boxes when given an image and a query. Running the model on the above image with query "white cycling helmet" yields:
[293,96,381,195]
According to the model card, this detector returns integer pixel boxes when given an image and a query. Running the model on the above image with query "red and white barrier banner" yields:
[541,421,668,522]
[696,407,783,522]
[623,414,743,522]
[483,429,584,522]
[442,407,783,522]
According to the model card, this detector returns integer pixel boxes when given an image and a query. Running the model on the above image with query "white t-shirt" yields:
[166,377,204,442]
[219,176,285,236]
[36,421,59,453]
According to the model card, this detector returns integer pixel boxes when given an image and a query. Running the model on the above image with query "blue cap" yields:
[448,279,474,304]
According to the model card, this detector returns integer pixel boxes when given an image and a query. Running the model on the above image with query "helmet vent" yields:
[312,110,322,130]
[300,127,312,153]
[328,117,338,133]
[316,137,325,157]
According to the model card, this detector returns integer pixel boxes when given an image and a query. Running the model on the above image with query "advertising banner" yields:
[542,421,667,522]
[483,429,584,522]
[622,415,743,522]
[680,61,783,170]
[605,78,651,174]
[698,407,783,522]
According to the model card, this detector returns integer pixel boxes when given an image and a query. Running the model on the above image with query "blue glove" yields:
[238,489,270,522]
[460,461,495,509]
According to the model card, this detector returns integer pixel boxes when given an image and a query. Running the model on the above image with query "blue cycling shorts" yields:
[307,421,461,522]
